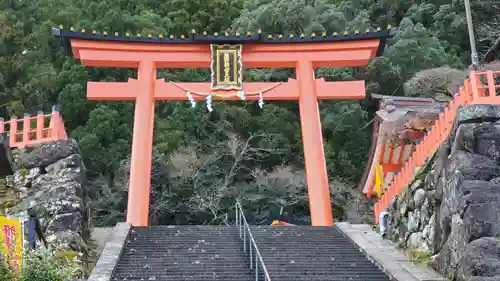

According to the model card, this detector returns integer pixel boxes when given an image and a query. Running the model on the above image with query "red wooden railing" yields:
[374,71,500,222]
[0,105,67,148]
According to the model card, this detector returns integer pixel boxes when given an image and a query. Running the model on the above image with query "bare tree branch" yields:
[166,133,283,225]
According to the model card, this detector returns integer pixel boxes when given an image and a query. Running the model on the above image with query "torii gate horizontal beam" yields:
[71,39,380,68]
[87,78,366,100]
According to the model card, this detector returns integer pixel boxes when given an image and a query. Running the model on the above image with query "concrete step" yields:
[112,226,254,281]
[113,225,391,281]
[250,226,391,281]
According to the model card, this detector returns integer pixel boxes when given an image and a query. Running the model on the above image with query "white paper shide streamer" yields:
[184,88,268,111]
[206,95,213,112]
[236,90,246,100]
[186,91,196,108]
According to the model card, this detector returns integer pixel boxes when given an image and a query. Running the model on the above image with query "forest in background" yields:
[1,0,499,227]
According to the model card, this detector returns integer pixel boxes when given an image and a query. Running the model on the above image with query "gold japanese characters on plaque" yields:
[210,44,243,90]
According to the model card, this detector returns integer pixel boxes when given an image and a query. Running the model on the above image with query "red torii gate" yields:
[54,28,391,227]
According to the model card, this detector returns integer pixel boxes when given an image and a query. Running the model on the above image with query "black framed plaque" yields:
[210,44,243,90]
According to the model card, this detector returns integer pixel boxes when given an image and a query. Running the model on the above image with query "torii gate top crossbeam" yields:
[53,28,392,69]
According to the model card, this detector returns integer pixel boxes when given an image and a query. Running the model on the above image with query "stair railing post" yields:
[249,235,253,269]
[239,209,242,238]
[236,201,242,238]
[244,226,247,252]
[235,203,239,228]
[255,249,259,281]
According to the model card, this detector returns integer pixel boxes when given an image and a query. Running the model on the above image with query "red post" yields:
[10,116,17,147]
[36,111,44,140]
[487,71,496,98]
[296,60,333,226]
[469,71,481,101]
[126,60,156,226]
[49,105,62,141]
[23,113,30,145]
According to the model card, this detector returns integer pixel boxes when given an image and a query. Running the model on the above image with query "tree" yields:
[367,18,456,96]
[72,105,133,186]
[165,133,281,225]
[404,66,467,99]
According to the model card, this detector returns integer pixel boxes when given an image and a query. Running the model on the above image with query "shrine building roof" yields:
[52,26,394,57]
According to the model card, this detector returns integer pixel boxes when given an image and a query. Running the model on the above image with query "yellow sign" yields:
[375,163,384,197]
[0,216,23,271]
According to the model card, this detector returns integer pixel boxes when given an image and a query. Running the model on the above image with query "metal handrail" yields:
[235,200,272,281]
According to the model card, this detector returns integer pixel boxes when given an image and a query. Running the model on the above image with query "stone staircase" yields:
[112,225,254,281]
[110,224,392,281]
[90,201,445,281]
[251,226,391,281]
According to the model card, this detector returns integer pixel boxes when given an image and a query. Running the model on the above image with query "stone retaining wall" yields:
[385,105,500,281]
[5,139,90,277]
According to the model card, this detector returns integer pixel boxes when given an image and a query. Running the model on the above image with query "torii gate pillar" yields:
[297,60,332,225]
[127,60,156,225]
[54,27,390,226]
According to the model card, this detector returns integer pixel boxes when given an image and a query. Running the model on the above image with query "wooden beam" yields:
[87,78,366,100]
[78,49,374,69]
[72,39,380,56]
[87,78,139,100]
[72,39,381,69]
[315,79,365,99]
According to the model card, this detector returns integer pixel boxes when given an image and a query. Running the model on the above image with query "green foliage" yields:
[410,250,433,264]
[0,260,16,281]
[403,66,467,99]
[1,0,498,226]
[0,249,73,281]
[20,250,73,281]
[72,104,133,176]
[368,17,457,95]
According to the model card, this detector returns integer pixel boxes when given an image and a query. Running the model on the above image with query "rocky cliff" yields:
[385,105,500,281]
[4,139,90,276]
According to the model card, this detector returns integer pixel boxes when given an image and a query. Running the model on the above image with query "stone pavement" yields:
[336,222,447,281]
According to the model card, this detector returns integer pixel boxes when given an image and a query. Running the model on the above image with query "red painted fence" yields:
[0,105,67,148]
[374,71,500,222]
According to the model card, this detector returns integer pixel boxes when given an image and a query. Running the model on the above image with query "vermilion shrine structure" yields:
[359,95,444,197]
[54,27,391,227]
[2,106,67,148]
